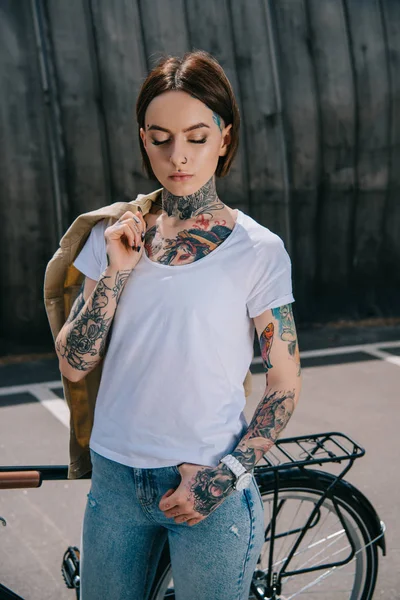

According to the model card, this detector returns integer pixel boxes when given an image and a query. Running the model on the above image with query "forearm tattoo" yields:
[65,282,85,325]
[185,390,295,512]
[272,304,301,376]
[56,270,131,371]
[231,389,296,471]
[112,270,131,304]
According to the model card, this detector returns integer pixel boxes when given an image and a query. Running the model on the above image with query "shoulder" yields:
[238,211,287,254]
[90,218,109,237]
[77,219,108,252]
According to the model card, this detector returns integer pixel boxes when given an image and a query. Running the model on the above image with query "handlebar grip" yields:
[0,471,41,489]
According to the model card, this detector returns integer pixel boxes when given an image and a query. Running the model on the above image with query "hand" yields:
[159,462,235,526]
[104,209,147,272]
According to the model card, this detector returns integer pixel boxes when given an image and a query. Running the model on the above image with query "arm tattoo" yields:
[57,269,131,372]
[272,304,301,376]
[112,270,131,304]
[186,389,295,514]
[260,322,274,376]
[231,389,296,471]
[189,307,299,508]
[65,282,85,324]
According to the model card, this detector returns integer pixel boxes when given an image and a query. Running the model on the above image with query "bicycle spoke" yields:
[285,528,348,581]
[274,499,305,570]
[286,566,339,599]
[278,500,331,580]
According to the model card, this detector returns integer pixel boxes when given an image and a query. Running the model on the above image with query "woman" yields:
[55,50,302,600]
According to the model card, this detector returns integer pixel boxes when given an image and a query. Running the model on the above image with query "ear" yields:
[140,127,147,150]
[219,123,232,157]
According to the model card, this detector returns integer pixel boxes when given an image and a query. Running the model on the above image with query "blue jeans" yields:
[80,449,265,600]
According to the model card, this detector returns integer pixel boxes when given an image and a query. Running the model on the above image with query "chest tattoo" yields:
[144,214,234,266]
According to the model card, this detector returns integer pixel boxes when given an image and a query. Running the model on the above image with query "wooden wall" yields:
[1,0,399,348]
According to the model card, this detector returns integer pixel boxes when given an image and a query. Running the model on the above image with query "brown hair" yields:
[136,50,240,180]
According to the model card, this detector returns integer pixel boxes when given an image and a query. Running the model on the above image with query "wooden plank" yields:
[184,0,249,211]
[89,0,151,200]
[345,0,390,317]
[46,0,110,219]
[138,0,190,65]
[229,0,287,238]
[273,0,319,320]
[307,0,356,320]
[380,0,400,313]
[0,0,56,343]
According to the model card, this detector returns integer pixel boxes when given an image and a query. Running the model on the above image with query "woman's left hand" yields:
[159,462,235,526]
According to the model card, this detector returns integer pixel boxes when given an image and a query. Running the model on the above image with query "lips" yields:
[169,174,193,181]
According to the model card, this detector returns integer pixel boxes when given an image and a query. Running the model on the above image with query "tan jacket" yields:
[44,187,253,479]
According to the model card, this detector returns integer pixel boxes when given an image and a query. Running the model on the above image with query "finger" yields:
[120,218,142,246]
[187,517,203,527]
[135,209,147,230]
[119,210,145,232]
[133,210,148,239]
[126,216,146,248]
[160,488,176,501]
[117,214,142,233]
[118,210,137,222]
[174,514,192,524]
[163,505,191,518]
[107,223,135,247]
[159,489,180,511]
[119,223,136,248]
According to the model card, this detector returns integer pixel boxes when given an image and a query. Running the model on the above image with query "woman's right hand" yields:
[104,209,147,272]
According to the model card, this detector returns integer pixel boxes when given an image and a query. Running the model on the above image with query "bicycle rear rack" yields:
[256,431,365,472]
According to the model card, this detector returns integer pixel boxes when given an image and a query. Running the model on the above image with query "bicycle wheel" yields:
[149,470,379,600]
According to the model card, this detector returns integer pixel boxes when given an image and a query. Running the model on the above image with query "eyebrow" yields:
[147,122,211,134]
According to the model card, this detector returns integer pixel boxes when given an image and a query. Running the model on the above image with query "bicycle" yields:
[0,432,386,600]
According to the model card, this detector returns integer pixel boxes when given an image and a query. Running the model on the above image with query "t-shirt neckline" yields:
[142,208,244,270]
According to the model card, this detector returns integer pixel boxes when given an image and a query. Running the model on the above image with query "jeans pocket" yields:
[171,465,181,476]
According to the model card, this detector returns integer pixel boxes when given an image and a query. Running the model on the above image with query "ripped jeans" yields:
[80,449,265,600]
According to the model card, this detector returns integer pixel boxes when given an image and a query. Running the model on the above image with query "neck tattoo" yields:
[158,176,224,220]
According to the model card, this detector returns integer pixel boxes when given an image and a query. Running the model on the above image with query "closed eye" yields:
[151,138,207,146]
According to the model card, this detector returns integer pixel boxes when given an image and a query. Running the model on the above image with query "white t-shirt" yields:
[73,208,295,469]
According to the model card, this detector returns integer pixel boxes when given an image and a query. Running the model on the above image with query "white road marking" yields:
[1,340,399,430]
[252,340,400,363]
[30,383,70,428]
[0,382,70,428]
[362,347,400,367]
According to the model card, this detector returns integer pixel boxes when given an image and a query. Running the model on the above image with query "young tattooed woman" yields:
[55,50,302,600]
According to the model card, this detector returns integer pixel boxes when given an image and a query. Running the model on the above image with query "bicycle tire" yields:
[149,469,379,600]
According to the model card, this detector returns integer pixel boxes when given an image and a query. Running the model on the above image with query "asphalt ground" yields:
[0,327,399,599]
